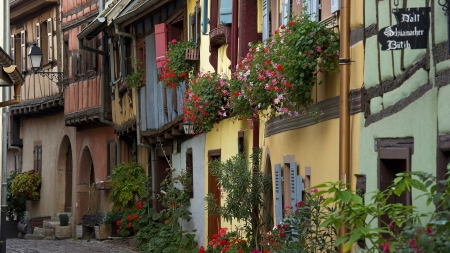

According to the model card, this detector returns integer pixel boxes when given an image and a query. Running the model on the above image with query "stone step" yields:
[43,219,71,229]
[33,227,54,237]
[24,234,45,240]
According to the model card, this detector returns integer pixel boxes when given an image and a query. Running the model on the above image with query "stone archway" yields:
[77,146,94,224]
[56,135,73,214]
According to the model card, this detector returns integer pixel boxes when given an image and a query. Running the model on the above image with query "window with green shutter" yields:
[219,0,232,25]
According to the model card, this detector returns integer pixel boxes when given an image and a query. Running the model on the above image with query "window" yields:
[274,155,304,224]
[41,21,49,65]
[190,2,201,44]
[186,148,194,198]
[106,140,117,179]
[21,30,27,73]
[10,32,25,72]
[137,41,146,86]
[219,0,232,25]
[34,145,42,173]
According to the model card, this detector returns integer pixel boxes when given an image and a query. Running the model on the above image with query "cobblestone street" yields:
[5,238,139,253]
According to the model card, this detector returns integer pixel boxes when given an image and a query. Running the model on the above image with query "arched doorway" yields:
[65,145,73,212]
[263,148,274,232]
[56,135,73,214]
[77,146,94,223]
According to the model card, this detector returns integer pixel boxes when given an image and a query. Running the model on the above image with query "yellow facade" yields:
[189,0,365,242]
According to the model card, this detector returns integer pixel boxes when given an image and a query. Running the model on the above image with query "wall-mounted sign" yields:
[378,7,430,50]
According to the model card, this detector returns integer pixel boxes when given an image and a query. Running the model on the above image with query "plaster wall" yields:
[74,125,116,223]
[359,89,437,213]
[361,0,446,215]
[203,119,253,244]
[172,133,206,246]
[20,113,67,217]
[263,113,361,194]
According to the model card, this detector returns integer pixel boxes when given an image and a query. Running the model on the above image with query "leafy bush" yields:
[130,168,197,252]
[109,162,148,211]
[205,149,272,249]
[11,170,42,201]
[261,190,337,253]
[6,169,26,220]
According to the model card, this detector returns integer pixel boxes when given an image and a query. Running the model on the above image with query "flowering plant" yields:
[230,11,340,120]
[124,59,144,89]
[159,39,197,88]
[198,228,251,253]
[260,189,337,252]
[182,71,230,134]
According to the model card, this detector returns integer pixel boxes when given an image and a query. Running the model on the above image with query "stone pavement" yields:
[5,238,139,253]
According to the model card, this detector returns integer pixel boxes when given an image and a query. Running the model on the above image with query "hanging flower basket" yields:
[229,12,340,120]
[159,40,197,88]
[182,71,230,134]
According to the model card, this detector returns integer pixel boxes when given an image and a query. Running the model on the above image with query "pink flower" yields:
[283,205,289,210]
[171,39,177,43]
[381,241,390,253]
[427,226,432,234]
[317,46,322,53]
[310,188,318,193]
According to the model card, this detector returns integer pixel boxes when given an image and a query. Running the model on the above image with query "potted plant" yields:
[11,170,42,201]
[159,39,197,88]
[124,59,144,89]
[230,11,340,120]
[104,210,124,237]
[182,71,230,134]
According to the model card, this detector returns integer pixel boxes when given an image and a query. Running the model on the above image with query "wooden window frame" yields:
[377,146,412,230]
[20,30,27,73]
[34,145,42,173]
[186,148,194,198]
[106,140,117,180]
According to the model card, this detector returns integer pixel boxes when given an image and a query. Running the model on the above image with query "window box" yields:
[185,48,199,62]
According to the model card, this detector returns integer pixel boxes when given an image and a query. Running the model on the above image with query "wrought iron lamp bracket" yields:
[38,72,64,83]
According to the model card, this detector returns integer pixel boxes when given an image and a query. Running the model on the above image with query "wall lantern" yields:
[182,120,194,135]
[28,42,63,83]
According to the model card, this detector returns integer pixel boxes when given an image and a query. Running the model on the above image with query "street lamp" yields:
[182,120,194,135]
[28,42,63,83]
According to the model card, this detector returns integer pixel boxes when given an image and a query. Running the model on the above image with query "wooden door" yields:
[64,145,73,212]
[208,151,221,240]
[154,156,171,213]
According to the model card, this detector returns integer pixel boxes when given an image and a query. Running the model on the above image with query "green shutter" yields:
[202,0,209,34]
[262,0,269,41]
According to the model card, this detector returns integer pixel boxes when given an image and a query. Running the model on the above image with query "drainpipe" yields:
[338,0,351,252]
[1,0,10,250]
[100,32,114,126]
[114,22,152,149]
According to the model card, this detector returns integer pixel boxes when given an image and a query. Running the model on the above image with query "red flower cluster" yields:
[198,227,248,253]
[158,40,196,88]
[159,58,187,88]
[135,199,145,209]
[182,72,230,134]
